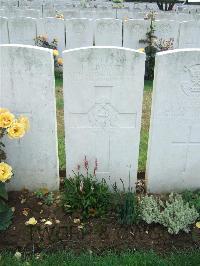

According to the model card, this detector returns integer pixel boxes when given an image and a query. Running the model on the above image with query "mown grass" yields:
[55,78,153,172]
[1,250,200,266]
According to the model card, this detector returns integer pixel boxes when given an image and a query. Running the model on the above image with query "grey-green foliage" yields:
[139,195,161,224]
[140,193,199,235]
[160,193,199,234]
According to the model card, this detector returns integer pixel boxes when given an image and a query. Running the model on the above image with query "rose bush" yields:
[0,108,29,230]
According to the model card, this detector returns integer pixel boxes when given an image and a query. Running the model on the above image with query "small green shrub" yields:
[118,191,140,225]
[139,194,161,224]
[113,179,140,225]
[160,193,199,234]
[140,193,199,234]
[35,188,54,206]
[182,190,200,214]
[62,157,111,219]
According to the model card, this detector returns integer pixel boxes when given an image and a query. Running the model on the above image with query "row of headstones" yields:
[1,44,200,193]
[1,6,200,20]
[2,0,200,14]
[1,17,200,54]
[0,0,159,10]
[2,0,200,12]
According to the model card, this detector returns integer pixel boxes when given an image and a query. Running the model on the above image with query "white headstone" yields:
[154,20,180,48]
[146,49,200,193]
[20,8,41,18]
[37,17,65,55]
[178,21,200,48]
[63,47,145,189]
[116,8,130,20]
[65,18,93,49]
[62,10,80,19]
[95,9,116,19]
[123,19,150,49]
[8,17,37,45]
[0,44,59,191]
[0,17,9,44]
[95,19,122,46]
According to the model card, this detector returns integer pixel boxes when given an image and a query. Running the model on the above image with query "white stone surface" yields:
[37,17,65,55]
[0,44,59,191]
[94,19,122,46]
[20,8,41,18]
[8,17,37,45]
[116,8,130,20]
[146,49,200,193]
[123,19,150,49]
[95,9,116,19]
[65,18,93,49]
[0,17,9,44]
[62,10,80,19]
[63,47,145,190]
[154,20,180,48]
[178,21,200,48]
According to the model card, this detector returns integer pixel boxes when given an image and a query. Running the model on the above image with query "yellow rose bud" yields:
[0,111,15,128]
[196,222,200,229]
[7,122,26,139]
[57,57,63,66]
[18,116,30,132]
[138,48,145,53]
[0,162,13,182]
[25,217,37,226]
[53,49,59,57]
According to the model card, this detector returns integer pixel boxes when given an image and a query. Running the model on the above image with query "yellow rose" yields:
[18,116,30,132]
[25,217,37,226]
[0,162,13,182]
[7,122,26,139]
[53,49,59,57]
[138,48,145,53]
[57,57,63,65]
[0,108,9,114]
[0,111,15,128]
[196,222,200,229]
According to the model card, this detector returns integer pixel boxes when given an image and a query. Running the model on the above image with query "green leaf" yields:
[0,182,8,200]
[0,206,13,231]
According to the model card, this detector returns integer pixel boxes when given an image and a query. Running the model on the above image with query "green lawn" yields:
[1,250,200,266]
[55,78,153,172]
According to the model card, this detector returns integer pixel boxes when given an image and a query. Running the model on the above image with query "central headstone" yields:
[63,47,145,189]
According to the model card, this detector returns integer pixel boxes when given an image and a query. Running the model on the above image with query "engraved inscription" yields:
[156,24,172,35]
[69,86,136,129]
[182,64,200,96]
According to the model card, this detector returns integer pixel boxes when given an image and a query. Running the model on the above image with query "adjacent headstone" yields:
[0,17,9,44]
[65,18,93,49]
[154,20,180,48]
[178,21,200,48]
[19,8,41,18]
[62,10,80,19]
[37,17,65,55]
[95,19,122,46]
[95,9,116,19]
[63,47,145,189]
[0,44,59,191]
[8,17,37,45]
[123,19,150,49]
[146,49,200,192]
